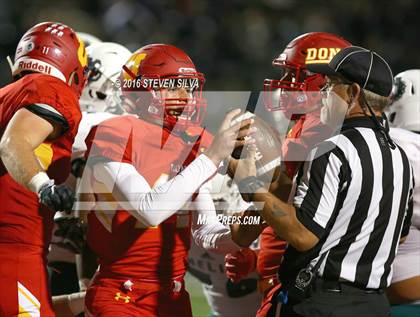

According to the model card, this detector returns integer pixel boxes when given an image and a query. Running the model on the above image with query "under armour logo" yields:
[115,292,131,303]
[173,280,182,293]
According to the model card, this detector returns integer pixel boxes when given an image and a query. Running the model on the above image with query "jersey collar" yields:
[341,115,385,131]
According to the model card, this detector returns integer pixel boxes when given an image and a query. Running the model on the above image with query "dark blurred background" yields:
[0,0,418,90]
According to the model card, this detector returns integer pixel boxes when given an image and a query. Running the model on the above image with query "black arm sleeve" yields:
[26,103,69,134]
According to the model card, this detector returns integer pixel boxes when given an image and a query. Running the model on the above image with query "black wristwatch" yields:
[237,176,265,202]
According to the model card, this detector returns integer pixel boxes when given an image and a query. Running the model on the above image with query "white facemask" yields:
[320,91,353,130]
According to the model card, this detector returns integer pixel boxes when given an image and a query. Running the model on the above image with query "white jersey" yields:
[72,111,117,154]
[389,128,420,228]
[49,112,117,264]
[188,242,261,317]
[188,174,261,317]
[389,128,420,285]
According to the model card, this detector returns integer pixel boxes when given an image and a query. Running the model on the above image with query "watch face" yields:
[295,269,313,290]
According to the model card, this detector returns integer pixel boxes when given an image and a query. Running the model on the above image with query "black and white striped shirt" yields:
[279,116,414,290]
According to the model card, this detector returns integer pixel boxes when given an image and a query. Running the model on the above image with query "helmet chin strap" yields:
[68,71,76,87]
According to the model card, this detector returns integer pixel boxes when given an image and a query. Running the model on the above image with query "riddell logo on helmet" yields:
[18,60,52,74]
[305,48,341,64]
[179,67,196,73]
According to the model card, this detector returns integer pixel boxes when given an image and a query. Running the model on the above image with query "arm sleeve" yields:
[191,184,240,254]
[92,154,217,227]
[294,144,348,239]
[21,78,77,132]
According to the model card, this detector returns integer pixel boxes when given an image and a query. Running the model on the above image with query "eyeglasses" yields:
[320,79,353,92]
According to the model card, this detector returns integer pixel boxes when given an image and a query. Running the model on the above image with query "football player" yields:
[76,32,102,48]
[0,22,87,316]
[225,32,351,316]
[72,41,132,173]
[386,69,420,316]
[79,44,255,316]
[49,41,132,315]
[188,174,262,317]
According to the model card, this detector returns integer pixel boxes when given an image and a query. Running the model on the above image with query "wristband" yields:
[28,172,51,193]
[246,204,260,215]
[78,278,90,291]
[67,291,86,315]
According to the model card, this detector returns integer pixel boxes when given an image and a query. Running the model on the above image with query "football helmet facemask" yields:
[120,44,206,131]
[264,32,351,118]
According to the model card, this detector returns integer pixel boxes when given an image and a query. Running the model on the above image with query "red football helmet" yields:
[120,44,206,130]
[10,22,88,96]
[264,32,351,118]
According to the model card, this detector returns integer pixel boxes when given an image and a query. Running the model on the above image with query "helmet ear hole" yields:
[96,91,106,100]
[411,84,415,95]
[73,73,79,85]
[389,112,396,123]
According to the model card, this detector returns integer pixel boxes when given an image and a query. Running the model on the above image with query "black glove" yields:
[39,180,75,213]
[53,217,86,254]
[71,157,86,178]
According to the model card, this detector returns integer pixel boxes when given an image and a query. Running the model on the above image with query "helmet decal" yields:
[123,53,147,80]
[305,47,342,65]
[77,37,88,68]
[391,77,406,102]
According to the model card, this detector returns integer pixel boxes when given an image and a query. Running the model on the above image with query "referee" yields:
[232,46,414,317]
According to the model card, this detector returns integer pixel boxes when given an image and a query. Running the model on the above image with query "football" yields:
[230,111,282,183]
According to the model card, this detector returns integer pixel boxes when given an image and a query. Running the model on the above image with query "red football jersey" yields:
[84,116,213,281]
[0,73,81,253]
[282,112,332,178]
[257,111,331,278]
[257,227,287,278]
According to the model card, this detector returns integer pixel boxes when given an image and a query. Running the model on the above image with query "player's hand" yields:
[205,109,256,167]
[225,248,257,283]
[227,145,257,182]
[39,181,75,213]
[52,217,86,254]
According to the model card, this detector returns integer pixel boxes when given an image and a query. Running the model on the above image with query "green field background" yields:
[185,273,211,317]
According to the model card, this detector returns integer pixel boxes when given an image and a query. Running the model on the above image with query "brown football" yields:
[231,112,282,183]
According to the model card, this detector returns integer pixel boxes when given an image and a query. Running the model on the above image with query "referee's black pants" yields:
[278,279,391,317]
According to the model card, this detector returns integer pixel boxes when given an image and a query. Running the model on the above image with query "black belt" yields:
[316,278,384,294]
